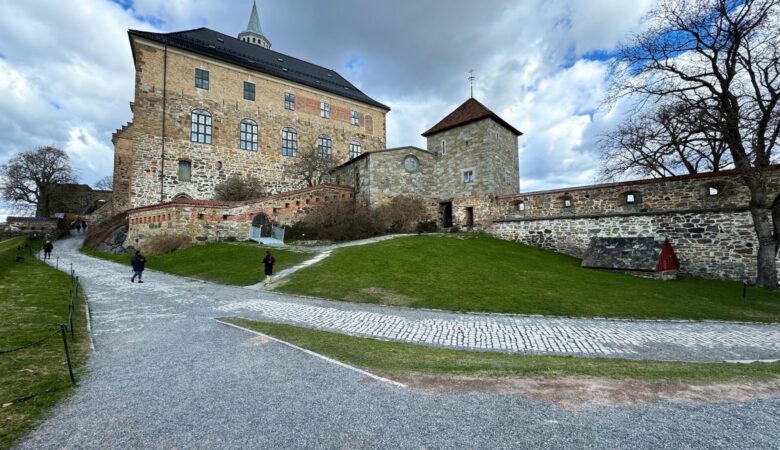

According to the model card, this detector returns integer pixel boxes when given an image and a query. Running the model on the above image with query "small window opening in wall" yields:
[440,140,447,156]
[273,208,280,214]
[626,193,636,204]
[463,169,475,184]
[285,203,290,209]
[305,199,310,204]
[295,200,301,206]
[517,201,525,212]
[222,214,229,221]
[563,197,573,208]
[709,186,719,196]
[216,161,223,170]
[197,213,204,220]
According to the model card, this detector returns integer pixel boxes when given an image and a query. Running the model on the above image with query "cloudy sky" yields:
[0,0,655,219]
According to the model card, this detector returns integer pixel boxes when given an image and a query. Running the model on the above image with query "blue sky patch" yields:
[345,56,364,71]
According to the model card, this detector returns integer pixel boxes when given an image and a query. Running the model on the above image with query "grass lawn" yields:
[83,242,312,286]
[276,234,780,322]
[221,318,780,382]
[0,237,90,449]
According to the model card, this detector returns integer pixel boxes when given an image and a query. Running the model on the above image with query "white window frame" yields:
[462,169,475,184]
[349,141,362,159]
[351,110,361,126]
[320,101,331,119]
[240,119,258,151]
[284,92,296,111]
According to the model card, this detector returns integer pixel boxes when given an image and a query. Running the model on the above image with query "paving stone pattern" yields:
[18,237,780,449]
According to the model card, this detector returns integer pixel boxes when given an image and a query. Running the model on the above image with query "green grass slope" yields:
[0,237,90,448]
[276,235,780,322]
[83,242,312,286]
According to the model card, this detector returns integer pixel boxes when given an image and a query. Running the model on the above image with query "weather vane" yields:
[468,69,476,98]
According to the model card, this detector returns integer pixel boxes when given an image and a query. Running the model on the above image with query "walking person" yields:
[43,241,53,260]
[75,221,82,234]
[131,250,147,283]
[263,251,275,286]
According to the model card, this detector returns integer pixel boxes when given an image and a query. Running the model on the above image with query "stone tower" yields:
[238,1,272,49]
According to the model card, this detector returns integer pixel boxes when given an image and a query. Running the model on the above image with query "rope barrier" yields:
[0,328,60,356]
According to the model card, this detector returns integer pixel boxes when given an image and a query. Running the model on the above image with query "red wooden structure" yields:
[655,239,680,272]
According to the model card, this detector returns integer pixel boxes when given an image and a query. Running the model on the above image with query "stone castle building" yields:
[111,1,389,213]
[111,2,780,283]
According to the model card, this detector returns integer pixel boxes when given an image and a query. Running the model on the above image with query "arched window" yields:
[240,119,258,151]
[349,141,362,159]
[281,127,298,156]
[317,135,332,157]
[191,109,212,144]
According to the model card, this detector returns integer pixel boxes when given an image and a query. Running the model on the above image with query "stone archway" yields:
[251,213,273,238]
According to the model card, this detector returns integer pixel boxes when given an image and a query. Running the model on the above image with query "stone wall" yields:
[114,39,388,212]
[491,210,764,281]
[488,168,780,281]
[126,184,354,245]
[428,118,519,199]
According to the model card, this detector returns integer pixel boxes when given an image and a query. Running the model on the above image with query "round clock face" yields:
[403,156,419,172]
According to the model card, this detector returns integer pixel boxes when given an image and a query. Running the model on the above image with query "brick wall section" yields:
[126,184,354,244]
[113,39,387,212]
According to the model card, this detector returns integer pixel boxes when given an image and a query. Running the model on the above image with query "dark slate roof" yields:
[422,98,522,137]
[581,237,667,272]
[129,28,390,111]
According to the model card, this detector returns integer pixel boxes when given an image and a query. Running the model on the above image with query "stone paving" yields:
[17,237,780,449]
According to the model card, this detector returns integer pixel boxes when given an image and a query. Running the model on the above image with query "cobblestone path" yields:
[58,239,780,361]
[18,237,780,449]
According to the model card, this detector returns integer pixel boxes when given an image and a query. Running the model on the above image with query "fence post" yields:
[68,303,75,340]
[60,324,76,385]
[56,257,59,270]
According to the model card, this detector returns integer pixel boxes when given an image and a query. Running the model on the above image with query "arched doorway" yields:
[251,213,273,238]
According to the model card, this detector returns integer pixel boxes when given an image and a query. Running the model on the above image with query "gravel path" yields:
[17,237,780,449]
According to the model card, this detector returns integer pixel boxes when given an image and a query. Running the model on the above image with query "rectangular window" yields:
[626,193,636,204]
[282,128,298,157]
[178,160,192,182]
[349,142,362,159]
[505,170,511,184]
[320,102,330,119]
[243,81,255,101]
[284,92,296,110]
[440,140,447,156]
[195,68,209,90]
[240,120,258,151]
[191,110,212,144]
[463,170,475,184]
[351,110,361,126]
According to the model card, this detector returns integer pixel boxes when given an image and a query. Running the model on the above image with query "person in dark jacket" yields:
[43,241,53,260]
[263,251,275,285]
[131,250,147,283]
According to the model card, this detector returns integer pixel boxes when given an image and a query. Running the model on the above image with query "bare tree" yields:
[94,175,113,191]
[600,101,731,180]
[0,146,77,217]
[214,174,267,201]
[609,0,780,288]
[283,143,337,187]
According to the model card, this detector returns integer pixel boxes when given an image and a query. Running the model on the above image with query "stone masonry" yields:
[126,184,354,245]
[489,168,780,281]
[113,35,387,212]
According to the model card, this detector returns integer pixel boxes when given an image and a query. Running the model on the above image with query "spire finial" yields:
[468,69,476,98]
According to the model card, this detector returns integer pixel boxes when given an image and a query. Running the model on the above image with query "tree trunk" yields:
[750,205,778,288]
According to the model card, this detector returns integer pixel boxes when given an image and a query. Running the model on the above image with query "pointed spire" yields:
[244,0,263,35]
[238,0,272,49]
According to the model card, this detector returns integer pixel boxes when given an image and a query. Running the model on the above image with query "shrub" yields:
[286,197,431,242]
[214,174,267,201]
[416,220,438,234]
[141,234,192,256]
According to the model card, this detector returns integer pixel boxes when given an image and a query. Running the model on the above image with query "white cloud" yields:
[0,0,658,196]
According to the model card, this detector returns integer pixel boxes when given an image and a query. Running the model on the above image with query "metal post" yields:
[742,282,747,299]
[60,324,76,385]
[68,303,75,339]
